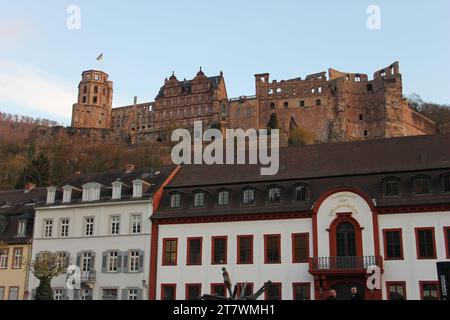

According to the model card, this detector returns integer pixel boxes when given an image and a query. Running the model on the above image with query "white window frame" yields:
[128,250,140,273]
[132,180,144,198]
[170,194,181,208]
[127,289,138,300]
[13,248,22,269]
[0,249,8,269]
[82,252,92,272]
[110,216,120,235]
[54,288,64,300]
[82,183,101,202]
[43,219,53,238]
[84,217,94,237]
[46,187,57,204]
[131,215,142,234]
[107,251,119,272]
[62,186,72,203]
[112,181,123,200]
[60,218,69,237]
[17,220,26,237]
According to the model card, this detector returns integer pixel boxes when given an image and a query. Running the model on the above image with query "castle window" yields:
[316,99,321,106]
[359,114,363,121]
[93,96,98,104]
[276,88,282,94]
[318,87,323,93]
[270,103,275,110]
[355,75,361,82]
[364,130,368,137]
[94,74,99,81]
[82,96,87,103]
[284,102,289,109]
[441,174,450,193]
[412,175,432,195]
[295,185,310,202]
[268,89,273,96]
[367,84,373,91]
[83,86,87,94]
[381,70,386,78]
[383,178,401,197]
[311,88,315,94]
[94,86,98,94]
[300,101,305,107]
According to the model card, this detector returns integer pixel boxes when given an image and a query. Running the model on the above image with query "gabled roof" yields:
[156,75,223,99]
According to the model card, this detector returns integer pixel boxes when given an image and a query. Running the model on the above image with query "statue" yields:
[201,267,272,300]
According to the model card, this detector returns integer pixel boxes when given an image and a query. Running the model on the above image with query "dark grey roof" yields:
[0,188,47,243]
[51,165,177,204]
[153,134,450,220]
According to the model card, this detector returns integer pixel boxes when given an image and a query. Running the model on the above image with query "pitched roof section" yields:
[168,133,450,187]
[156,75,223,99]
[153,134,450,220]
[0,188,47,243]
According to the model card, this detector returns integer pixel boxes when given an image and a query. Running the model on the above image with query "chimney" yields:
[125,164,135,173]
[24,182,36,193]
[134,96,138,106]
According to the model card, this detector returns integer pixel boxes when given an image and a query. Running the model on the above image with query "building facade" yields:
[0,186,46,300]
[150,134,450,300]
[28,165,178,300]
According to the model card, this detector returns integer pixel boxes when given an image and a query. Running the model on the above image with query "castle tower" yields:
[71,70,113,129]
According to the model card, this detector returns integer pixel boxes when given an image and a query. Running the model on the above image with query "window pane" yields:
[422,283,439,300]
[388,284,405,300]
[265,235,280,263]
[418,230,435,258]
[188,239,202,265]
[266,284,281,300]
[293,284,310,300]
[293,234,308,262]
[212,238,226,264]
[238,237,252,263]
[163,240,177,265]
[187,285,201,300]
[162,285,176,300]
[386,231,402,259]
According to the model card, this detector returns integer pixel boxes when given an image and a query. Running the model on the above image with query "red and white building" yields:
[149,134,450,300]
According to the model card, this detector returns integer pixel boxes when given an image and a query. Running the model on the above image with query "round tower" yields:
[71,70,113,129]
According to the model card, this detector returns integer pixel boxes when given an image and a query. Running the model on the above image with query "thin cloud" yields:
[0,60,76,119]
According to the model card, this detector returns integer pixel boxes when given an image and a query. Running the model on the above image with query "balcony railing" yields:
[80,270,96,284]
[309,256,382,274]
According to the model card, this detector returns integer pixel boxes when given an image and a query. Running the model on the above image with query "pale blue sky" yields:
[0,0,449,124]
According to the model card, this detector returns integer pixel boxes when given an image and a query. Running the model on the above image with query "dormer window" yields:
[62,186,73,203]
[412,175,432,195]
[82,183,101,202]
[383,178,401,197]
[441,174,450,193]
[295,184,310,202]
[133,180,144,198]
[194,192,206,207]
[17,220,26,237]
[112,181,123,200]
[217,190,230,206]
[47,187,56,204]
[268,187,281,203]
[242,188,255,205]
[170,194,181,208]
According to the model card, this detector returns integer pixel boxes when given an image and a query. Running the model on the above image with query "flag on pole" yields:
[96,53,104,62]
